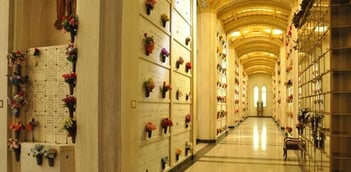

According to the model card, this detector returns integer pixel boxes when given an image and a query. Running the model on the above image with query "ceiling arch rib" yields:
[210,0,292,76]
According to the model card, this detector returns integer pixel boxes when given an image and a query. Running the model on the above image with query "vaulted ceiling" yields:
[198,0,298,76]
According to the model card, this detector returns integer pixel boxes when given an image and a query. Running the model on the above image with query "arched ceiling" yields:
[198,0,297,76]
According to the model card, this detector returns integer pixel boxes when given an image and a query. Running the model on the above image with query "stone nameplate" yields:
[172,104,191,132]
[138,139,169,171]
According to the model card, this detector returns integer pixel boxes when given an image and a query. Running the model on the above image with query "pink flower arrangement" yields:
[161,118,173,128]
[145,0,157,15]
[145,122,157,132]
[185,114,191,123]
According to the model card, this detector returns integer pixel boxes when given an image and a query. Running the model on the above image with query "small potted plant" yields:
[62,14,79,43]
[161,118,173,134]
[43,146,57,167]
[62,72,77,95]
[65,43,78,72]
[161,81,172,98]
[62,117,77,143]
[185,142,192,156]
[176,57,184,69]
[8,72,28,92]
[175,148,182,161]
[143,33,155,56]
[185,114,191,128]
[8,138,21,162]
[30,144,45,165]
[7,50,25,68]
[145,0,157,15]
[161,156,168,170]
[9,121,26,139]
[145,122,157,138]
[144,78,155,97]
[161,13,169,27]
[185,62,192,73]
[62,95,77,118]
[160,48,169,63]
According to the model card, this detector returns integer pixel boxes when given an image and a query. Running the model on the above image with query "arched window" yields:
[254,86,259,107]
[262,86,267,107]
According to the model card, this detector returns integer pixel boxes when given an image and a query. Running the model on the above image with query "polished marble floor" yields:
[186,117,304,172]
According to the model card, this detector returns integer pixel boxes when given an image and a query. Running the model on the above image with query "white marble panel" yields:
[172,11,191,48]
[173,0,191,23]
[139,17,171,64]
[139,0,171,32]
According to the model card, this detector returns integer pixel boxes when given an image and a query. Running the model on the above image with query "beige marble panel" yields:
[173,0,191,23]
[172,11,191,48]
[138,139,169,172]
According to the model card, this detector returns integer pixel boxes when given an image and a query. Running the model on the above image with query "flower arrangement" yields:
[62,72,77,86]
[160,48,169,62]
[8,138,20,149]
[161,156,168,169]
[175,148,182,161]
[143,33,155,56]
[285,126,293,137]
[62,72,77,95]
[62,14,79,43]
[144,78,155,97]
[9,121,26,139]
[176,57,184,69]
[161,13,169,27]
[9,121,26,132]
[161,118,173,134]
[185,114,191,128]
[62,117,77,143]
[145,122,157,138]
[43,146,58,166]
[185,92,191,101]
[65,43,78,72]
[185,62,192,73]
[30,144,45,165]
[8,73,28,92]
[33,48,40,56]
[7,51,25,66]
[62,95,76,117]
[185,37,191,46]
[145,122,157,132]
[145,0,157,15]
[161,81,172,98]
[8,138,21,161]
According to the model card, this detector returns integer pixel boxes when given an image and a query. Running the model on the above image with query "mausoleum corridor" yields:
[186,118,303,172]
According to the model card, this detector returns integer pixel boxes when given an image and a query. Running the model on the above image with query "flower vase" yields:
[163,127,168,134]
[185,123,189,128]
[15,131,20,140]
[145,89,151,97]
[162,91,166,98]
[48,157,55,167]
[14,147,21,162]
[71,134,76,144]
[185,148,190,156]
[176,154,179,161]
[186,94,189,101]
[162,20,166,28]
[16,64,22,76]
[186,67,190,73]
[69,84,74,95]
[15,108,20,118]
[176,62,180,69]
[72,61,77,72]
[161,55,166,63]
[147,131,152,138]
[70,31,75,43]
[161,161,166,170]
[69,108,74,118]
[36,155,43,165]
[146,5,152,15]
